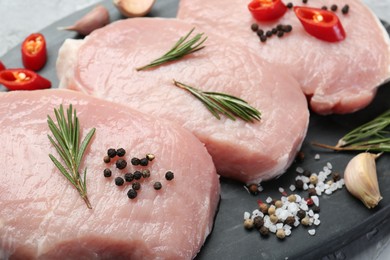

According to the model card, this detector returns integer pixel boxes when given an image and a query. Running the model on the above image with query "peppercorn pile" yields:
[103,148,174,199]
[243,157,345,239]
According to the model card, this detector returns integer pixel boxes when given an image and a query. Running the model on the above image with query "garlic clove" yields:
[344,152,382,209]
[59,5,110,36]
[113,0,155,18]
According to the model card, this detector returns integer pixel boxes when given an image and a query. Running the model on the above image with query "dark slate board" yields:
[1,1,389,259]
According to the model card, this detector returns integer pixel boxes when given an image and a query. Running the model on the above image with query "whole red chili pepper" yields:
[294,6,346,42]
[21,33,47,71]
[248,0,287,22]
[0,61,5,71]
[0,69,51,91]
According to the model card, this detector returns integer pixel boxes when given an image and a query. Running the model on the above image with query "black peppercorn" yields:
[131,157,141,166]
[103,155,111,163]
[260,35,267,42]
[295,151,305,162]
[259,226,269,236]
[341,4,349,14]
[272,28,278,34]
[251,23,259,32]
[312,205,320,213]
[283,25,293,33]
[133,171,142,180]
[330,4,337,11]
[154,181,162,190]
[286,2,293,9]
[257,29,264,36]
[116,148,126,157]
[107,148,117,158]
[140,158,149,166]
[303,170,311,177]
[308,188,317,197]
[266,30,273,37]
[302,0,308,4]
[127,188,137,199]
[253,216,264,229]
[142,169,151,178]
[295,179,304,190]
[124,173,134,182]
[132,182,141,190]
[284,216,295,226]
[165,171,174,181]
[321,6,328,10]
[146,153,155,161]
[116,159,127,170]
[103,168,112,177]
[276,24,283,31]
[297,209,306,220]
[115,177,124,186]
[332,172,341,182]
[277,31,284,38]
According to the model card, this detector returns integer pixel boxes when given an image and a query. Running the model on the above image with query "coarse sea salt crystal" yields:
[266,197,273,203]
[311,196,319,207]
[284,224,292,230]
[279,187,285,193]
[285,229,292,236]
[303,183,309,190]
[325,189,332,195]
[289,185,296,192]
[308,229,316,235]
[294,219,300,227]
[244,212,250,220]
[309,184,315,189]
[327,162,333,169]
[314,219,321,226]
[258,185,264,192]
[295,194,302,203]
[288,203,299,215]
[269,225,277,233]
[301,176,310,183]
[300,203,309,211]
[308,210,314,217]
[296,167,304,174]
[314,154,320,160]
[252,209,263,218]
[276,223,284,229]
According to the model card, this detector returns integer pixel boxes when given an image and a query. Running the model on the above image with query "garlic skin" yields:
[113,0,155,18]
[344,152,382,209]
[60,5,110,36]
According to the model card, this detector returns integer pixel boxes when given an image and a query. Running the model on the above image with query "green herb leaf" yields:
[173,80,261,123]
[136,28,207,71]
[313,109,390,152]
[47,104,95,209]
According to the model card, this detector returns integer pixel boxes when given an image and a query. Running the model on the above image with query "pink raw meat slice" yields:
[56,18,309,184]
[177,0,390,114]
[0,89,219,259]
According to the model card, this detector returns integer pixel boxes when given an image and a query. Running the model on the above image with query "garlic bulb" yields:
[344,152,382,209]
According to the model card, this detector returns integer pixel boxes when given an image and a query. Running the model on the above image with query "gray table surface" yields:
[1,1,389,259]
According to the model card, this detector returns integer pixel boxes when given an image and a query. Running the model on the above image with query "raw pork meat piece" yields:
[0,89,219,259]
[177,0,390,114]
[56,18,309,184]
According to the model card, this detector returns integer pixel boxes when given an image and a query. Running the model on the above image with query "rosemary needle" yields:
[313,108,390,152]
[136,28,207,71]
[173,79,261,123]
[47,104,96,209]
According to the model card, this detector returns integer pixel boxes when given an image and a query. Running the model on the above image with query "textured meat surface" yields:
[0,89,219,259]
[177,0,390,114]
[57,18,309,184]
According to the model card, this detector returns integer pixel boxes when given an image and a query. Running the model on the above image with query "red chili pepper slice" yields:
[21,33,47,71]
[248,0,287,22]
[0,69,51,91]
[294,6,346,42]
[0,61,5,71]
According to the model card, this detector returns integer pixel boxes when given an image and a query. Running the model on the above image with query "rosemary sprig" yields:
[173,80,261,122]
[47,104,96,209]
[136,28,207,71]
[313,108,390,152]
